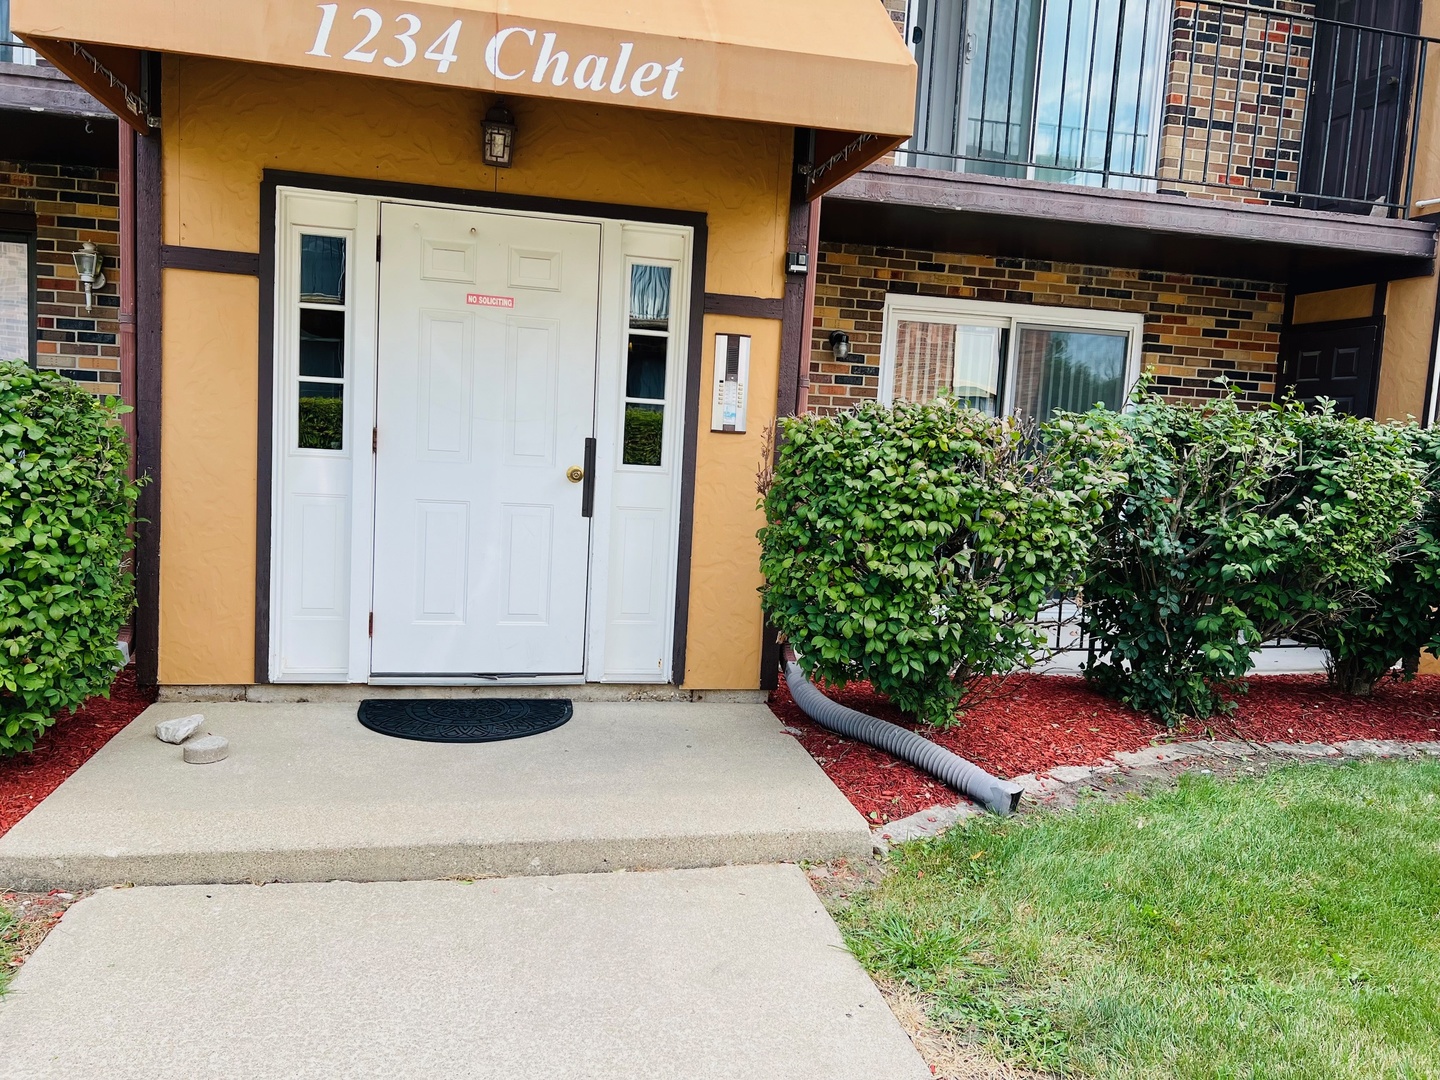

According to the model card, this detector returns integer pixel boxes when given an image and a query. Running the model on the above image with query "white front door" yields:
[370,204,601,677]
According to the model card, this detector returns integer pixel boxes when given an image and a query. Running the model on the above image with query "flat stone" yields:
[154,713,205,745]
[1111,744,1204,768]
[0,868,931,1079]
[1267,741,1341,757]
[182,734,230,764]
[876,799,982,845]
[1045,765,1094,783]
[1336,739,1412,758]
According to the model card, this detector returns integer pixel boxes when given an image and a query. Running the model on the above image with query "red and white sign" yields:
[466,293,515,308]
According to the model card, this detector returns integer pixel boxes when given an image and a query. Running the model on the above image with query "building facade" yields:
[810,0,1440,426]
[12,0,917,695]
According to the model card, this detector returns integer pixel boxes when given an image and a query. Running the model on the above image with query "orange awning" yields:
[13,0,916,195]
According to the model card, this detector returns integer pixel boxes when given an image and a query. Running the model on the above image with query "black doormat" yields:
[357,699,573,743]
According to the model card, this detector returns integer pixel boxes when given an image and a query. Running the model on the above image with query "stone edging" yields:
[874,737,1440,851]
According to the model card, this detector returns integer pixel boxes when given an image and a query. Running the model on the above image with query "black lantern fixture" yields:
[482,101,517,168]
[828,330,851,361]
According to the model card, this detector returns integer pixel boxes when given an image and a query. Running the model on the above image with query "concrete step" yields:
[0,701,870,890]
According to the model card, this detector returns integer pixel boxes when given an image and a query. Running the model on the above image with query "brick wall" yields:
[0,160,122,394]
[808,242,1284,415]
[1158,1,1315,205]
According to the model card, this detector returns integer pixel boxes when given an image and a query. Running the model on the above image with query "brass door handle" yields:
[566,466,585,483]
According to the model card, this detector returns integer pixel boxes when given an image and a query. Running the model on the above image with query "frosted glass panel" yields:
[0,239,28,361]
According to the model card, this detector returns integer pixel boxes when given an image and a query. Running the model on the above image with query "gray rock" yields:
[1045,765,1094,784]
[183,735,230,764]
[155,714,205,745]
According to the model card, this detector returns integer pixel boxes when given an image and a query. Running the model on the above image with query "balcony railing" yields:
[900,0,1438,218]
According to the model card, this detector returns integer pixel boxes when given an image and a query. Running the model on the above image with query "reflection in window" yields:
[623,264,672,466]
[298,381,344,451]
[1012,326,1127,419]
[299,309,345,379]
[629,264,671,330]
[296,233,347,450]
[300,235,347,304]
[893,319,1003,416]
[907,0,1168,190]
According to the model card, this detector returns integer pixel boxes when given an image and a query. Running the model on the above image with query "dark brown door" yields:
[1276,322,1382,417]
[1298,0,1421,212]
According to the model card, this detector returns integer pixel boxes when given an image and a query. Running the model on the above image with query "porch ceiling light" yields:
[482,101,517,169]
[72,241,107,312]
[828,330,851,361]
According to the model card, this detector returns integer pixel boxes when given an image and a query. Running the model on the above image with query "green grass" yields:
[0,901,14,995]
[838,761,1440,1079]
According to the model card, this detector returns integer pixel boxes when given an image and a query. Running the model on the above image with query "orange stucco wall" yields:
[157,54,792,688]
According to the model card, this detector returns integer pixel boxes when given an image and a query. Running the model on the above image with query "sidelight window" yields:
[622,263,672,467]
[296,234,348,451]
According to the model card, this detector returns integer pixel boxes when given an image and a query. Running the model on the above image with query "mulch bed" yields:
[0,667,156,840]
[770,672,1440,823]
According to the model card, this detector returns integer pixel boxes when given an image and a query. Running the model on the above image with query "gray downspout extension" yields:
[783,658,1024,817]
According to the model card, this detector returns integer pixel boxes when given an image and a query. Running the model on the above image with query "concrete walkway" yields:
[0,700,870,889]
[0,865,930,1080]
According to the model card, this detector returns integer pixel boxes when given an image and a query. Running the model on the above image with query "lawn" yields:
[838,760,1440,1079]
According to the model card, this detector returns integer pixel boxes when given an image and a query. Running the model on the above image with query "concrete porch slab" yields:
[0,866,930,1079]
[0,701,870,890]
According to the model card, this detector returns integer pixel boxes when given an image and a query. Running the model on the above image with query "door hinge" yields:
[368,612,374,637]
[375,234,382,262]
[372,427,378,453]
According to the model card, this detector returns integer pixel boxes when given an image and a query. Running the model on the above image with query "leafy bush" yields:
[0,362,139,755]
[758,398,1123,727]
[298,396,344,450]
[1083,389,1420,724]
[623,406,663,466]
[1309,426,1440,695]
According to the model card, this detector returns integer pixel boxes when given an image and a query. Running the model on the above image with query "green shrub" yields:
[1309,426,1440,695]
[0,362,139,755]
[1083,388,1420,724]
[298,396,344,451]
[758,398,1123,727]
[623,406,663,466]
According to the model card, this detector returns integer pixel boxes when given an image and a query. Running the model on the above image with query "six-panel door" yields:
[370,204,602,676]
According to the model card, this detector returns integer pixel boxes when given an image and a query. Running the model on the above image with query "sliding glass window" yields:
[905,0,1171,189]
[884,298,1138,420]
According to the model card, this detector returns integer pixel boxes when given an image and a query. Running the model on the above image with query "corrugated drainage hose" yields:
[783,657,1023,817]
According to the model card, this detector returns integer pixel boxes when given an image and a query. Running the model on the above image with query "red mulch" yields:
[0,667,156,839]
[770,672,1440,824]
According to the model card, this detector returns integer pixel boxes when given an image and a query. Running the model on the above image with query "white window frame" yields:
[879,294,1145,416]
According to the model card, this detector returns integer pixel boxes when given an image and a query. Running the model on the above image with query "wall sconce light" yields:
[482,101,517,168]
[828,330,851,361]
[72,242,107,312]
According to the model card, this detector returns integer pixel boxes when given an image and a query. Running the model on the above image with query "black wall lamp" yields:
[482,101,517,168]
[828,330,851,361]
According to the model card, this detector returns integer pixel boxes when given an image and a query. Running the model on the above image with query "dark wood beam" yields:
[832,166,1437,262]
[133,127,162,688]
[702,293,784,320]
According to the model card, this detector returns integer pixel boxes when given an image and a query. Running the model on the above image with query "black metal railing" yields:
[900,0,1437,217]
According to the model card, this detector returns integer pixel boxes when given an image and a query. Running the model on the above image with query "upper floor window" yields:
[881,295,1142,420]
[0,0,38,65]
[904,0,1172,189]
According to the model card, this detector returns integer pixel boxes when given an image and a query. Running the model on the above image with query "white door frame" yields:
[268,185,694,686]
